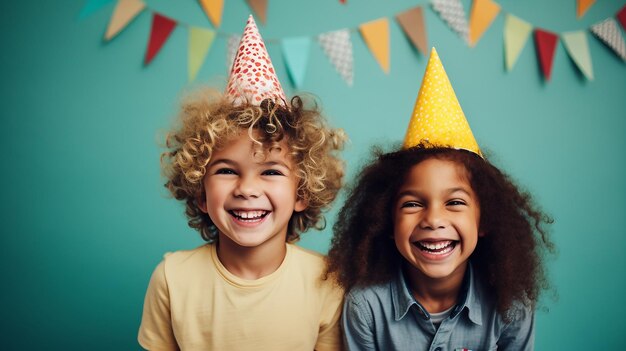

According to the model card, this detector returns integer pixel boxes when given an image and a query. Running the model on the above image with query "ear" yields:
[197,193,208,214]
[294,197,308,213]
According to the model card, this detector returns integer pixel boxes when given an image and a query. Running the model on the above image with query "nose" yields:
[233,174,261,198]
[419,205,447,230]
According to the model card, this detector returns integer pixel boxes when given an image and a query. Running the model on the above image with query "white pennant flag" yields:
[590,18,626,61]
[226,34,241,71]
[318,29,354,86]
[431,0,469,43]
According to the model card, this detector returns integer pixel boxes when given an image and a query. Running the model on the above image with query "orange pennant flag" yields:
[468,0,500,47]
[199,0,223,28]
[247,0,268,24]
[396,7,428,56]
[577,0,595,18]
[359,18,390,73]
[105,0,145,41]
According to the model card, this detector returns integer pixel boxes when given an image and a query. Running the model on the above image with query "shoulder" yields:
[159,244,213,276]
[288,244,327,274]
[345,282,392,308]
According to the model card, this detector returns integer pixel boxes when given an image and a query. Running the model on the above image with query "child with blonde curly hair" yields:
[138,16,346,351]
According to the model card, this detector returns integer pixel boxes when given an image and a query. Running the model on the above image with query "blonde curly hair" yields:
[161,89,347,242]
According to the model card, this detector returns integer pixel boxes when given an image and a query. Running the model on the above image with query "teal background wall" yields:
[1,0,625,349]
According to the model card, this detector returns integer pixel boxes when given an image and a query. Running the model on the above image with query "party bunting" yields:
[562,31,594,80]
[396,7,428,56]
[105,0,145,41]
[504,14,533,71]
[247,0,268,24]
[199,0,223,28]
[144,13,177,65]
[359,18,390,73]
[616,5,626,30]
[590,18,626,61]
[282,37,312,88]
[188,27,216,82]
[534,29,559,80]
[226,34,240,71]
[79,0,114,19]
[318,29,354,86]
[577,0,596,18]
[468,0,500,47]
[431,0,469,43]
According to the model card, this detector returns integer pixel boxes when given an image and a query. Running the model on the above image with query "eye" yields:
[262,169,285,176]
[447,199,467,207]
[400,201,423,208]
[215,168,237,175]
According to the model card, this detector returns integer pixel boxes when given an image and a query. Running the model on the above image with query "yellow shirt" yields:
[138,243,344,351]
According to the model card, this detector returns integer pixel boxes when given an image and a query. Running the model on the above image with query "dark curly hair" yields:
[325,144,554,317]
[161,89,346,242]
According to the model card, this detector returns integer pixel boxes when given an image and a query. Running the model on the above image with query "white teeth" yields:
[420,240,453,250]
[232,210,267,219]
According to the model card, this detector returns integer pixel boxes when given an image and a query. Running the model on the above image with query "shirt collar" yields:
[391,262,483,325]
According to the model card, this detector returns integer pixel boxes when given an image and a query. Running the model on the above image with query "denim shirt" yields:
[342,263,534,351]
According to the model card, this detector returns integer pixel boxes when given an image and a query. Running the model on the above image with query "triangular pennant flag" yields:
[247,0,268,24]
[226,34,240,71]
[504,14,533,71]
[79,0,114,19]
[282,37,312,88]
[104,0,146,41]
[577,0,595,18]
[396,7,428,56]
[359,18,390,73]
[188,27,216,82]
[616,5,626,31]
[468,0,501,47]
[404,48,481,157]
[144,13,177,66]
[198,0,224,28]
[562,31,593,80]
[318,29,354,86]
[590,18,626,61]
[534,29,559,81]
[431,0,469,43]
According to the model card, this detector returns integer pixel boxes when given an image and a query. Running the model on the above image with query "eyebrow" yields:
[207,159,292,170]
[396,187,473,198]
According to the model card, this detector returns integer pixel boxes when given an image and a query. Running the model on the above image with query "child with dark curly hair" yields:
[325,49,553,351]
[138,16,346,351]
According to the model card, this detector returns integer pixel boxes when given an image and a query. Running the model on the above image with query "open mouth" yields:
[229,210,269,222]
[413,240,458,255]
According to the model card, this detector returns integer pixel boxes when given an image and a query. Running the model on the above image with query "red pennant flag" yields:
[144,13,177,65]
[617,5,626,31]
[534,29,558,81]
[339,0,346,3]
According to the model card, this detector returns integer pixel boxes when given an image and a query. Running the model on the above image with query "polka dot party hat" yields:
[403,48,482,157]
[226,15,287,106]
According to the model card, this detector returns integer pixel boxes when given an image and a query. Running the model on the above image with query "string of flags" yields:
[83,0,626,86]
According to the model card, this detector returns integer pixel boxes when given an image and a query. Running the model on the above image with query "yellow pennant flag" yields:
[105,0,145,41]
[577,0,596,18]
[359,18,390,73]
[199,0,223,28]
[188,27,216,82]
[468,0,501,47]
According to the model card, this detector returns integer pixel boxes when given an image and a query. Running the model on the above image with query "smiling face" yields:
[197,130,307,250]
[393,158,482,284]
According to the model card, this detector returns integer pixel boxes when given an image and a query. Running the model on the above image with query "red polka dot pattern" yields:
[226,15,286,106]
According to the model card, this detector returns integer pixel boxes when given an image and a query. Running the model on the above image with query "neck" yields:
[404,262,468,313]
[216,234,288,280]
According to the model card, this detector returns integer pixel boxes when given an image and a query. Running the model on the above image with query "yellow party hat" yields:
[403,48,482,157]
